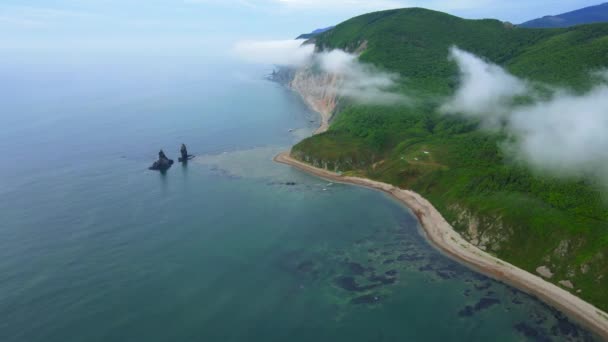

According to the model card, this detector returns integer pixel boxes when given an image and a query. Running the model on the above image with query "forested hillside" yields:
[291,8,608,310]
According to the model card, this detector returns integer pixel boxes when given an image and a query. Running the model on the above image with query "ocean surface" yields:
[0,57,600,341]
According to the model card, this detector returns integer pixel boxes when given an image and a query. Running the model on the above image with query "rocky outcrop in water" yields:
[178,144,194,162]
[267,68,295,85]
[149,150,174,171]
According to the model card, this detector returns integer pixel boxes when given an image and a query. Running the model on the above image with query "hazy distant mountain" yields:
[296,26,334,39]
[520,2,608,28]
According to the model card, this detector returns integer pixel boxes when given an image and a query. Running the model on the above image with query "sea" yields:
[0,55,600,341]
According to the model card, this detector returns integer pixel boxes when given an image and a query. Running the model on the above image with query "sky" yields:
[0,0,604,62]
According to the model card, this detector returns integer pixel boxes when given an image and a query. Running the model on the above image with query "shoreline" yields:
[274,151,608,339]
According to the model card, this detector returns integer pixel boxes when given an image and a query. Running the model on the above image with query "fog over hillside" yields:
[233,39,407,105]
[236,37,608,185]
[443,47,608,184]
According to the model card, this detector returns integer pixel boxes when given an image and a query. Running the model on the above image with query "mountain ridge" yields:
[296,26,334,39]
[520,2,608,28]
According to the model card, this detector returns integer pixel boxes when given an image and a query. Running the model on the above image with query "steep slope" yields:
[520,2,608,28]
[290,8,608,310]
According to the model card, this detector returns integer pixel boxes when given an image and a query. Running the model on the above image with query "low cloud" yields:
[508,86,608,178]
[440,47,527,121]
[316,49,407,105]
[233,39,407,105]
[232,39,314,66]
[443,46,608,182]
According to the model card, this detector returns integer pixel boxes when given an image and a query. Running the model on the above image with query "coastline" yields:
[274,151,608,339]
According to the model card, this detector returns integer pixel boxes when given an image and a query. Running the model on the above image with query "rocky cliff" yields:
[289,68,339,134]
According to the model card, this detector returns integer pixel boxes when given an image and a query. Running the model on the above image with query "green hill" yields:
[291,8,608,310]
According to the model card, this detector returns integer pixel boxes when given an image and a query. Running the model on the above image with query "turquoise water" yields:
[0,58,600,341]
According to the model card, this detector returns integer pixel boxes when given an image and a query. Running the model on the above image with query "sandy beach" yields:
[274,151,608,339]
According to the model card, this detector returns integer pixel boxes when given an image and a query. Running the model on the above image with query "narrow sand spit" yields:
[274,151,608,339]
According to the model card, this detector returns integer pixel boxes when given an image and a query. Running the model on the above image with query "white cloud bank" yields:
[232,39,407,105]
[440,47,528,119]
[443,46,608,181]
[317,49,406,105]
[233,39,315,66]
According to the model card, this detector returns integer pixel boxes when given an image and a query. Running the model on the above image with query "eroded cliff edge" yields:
[271,64,339,134]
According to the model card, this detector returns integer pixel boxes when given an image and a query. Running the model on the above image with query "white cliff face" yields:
[290,68,339,134]
[289,40,371,134]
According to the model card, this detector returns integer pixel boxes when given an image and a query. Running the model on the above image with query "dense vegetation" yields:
[292,8,608,310]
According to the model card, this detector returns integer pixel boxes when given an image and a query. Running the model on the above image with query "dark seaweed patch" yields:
[512,298,523,305]
[368,274,397,285]
[418,265,433,272]
[458,298,500,317]
[382,259,395,265]
[475,282,492,290]
[551,312,580,338]
[334,276,380,292]
[346,262,366,275]
[350,294,381,305]
[439,263,461,275]
[474,297,500,311]
[436,270,452,279]
[514,323,551,342]
[471,272,489,281]
[416,263,456,280]
[509,287,526,296]
[458,306,474,317]
[397,253,424,262]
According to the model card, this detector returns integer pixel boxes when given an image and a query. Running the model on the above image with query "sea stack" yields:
[178,144,194,162]
[149,150,174,171]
